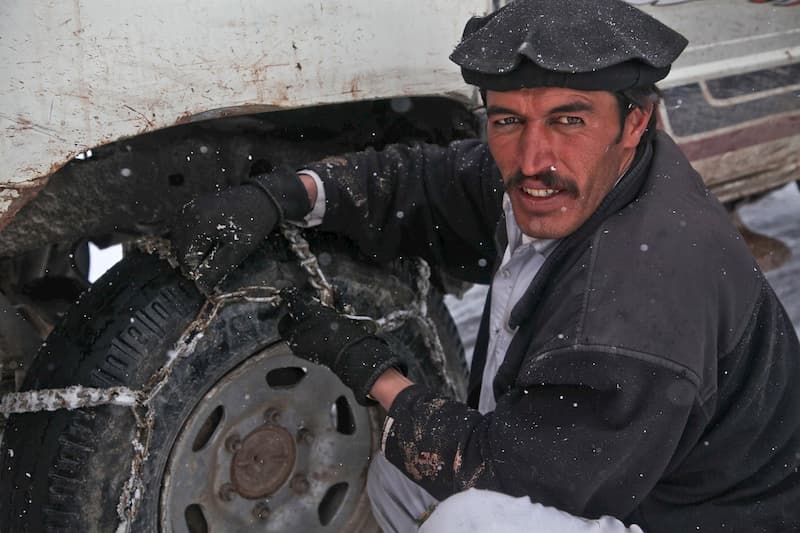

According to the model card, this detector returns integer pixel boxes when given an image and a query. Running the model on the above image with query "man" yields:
[172,0,800,531]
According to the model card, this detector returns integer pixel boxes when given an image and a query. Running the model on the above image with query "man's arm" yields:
[172,139,503,293]
[297,173,319,210]
[278,290,703,521]
[380,352,702,521]
[302,140,503,284]
[369,368,414,411]
[171,168,313,294]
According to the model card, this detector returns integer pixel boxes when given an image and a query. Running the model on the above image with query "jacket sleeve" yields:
[381,349,705,521]
[303,139,505,284]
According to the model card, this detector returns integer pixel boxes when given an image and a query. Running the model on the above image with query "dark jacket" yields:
[306,132,800,532]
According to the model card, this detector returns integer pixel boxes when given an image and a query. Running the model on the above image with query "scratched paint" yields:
[0,0,488,209]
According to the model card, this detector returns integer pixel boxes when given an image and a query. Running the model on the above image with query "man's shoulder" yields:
[575,139,764,373]
[604,132,754,280]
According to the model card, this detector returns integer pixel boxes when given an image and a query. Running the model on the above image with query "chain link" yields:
[0,386,140,415]
[375,259,458,398]
[280,223,336,307]
[279,227,457,396]
[116,280,282,529]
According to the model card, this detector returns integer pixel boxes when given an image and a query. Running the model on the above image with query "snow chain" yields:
[0,225,458,531]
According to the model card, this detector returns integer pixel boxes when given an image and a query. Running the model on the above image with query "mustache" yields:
[505,170,578,195]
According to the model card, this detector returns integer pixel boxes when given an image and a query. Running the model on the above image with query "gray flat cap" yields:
[450,0,688,91]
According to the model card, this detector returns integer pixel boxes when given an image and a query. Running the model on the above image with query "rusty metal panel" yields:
[0,0,488,224]
[698,135,800,204]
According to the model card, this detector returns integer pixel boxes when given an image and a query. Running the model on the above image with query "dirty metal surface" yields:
[3,1,799,245]
[0,179,48,233]
[161,345,374,532]
[231,424,297,499]
[0,98,479,257]
[639,0,800,89]
[659,59,800,203]
[5,0,799,224]
[1,0,482,219]
[696,136,800,204]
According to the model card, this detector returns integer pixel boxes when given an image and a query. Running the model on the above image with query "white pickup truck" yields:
[0,1,798,531]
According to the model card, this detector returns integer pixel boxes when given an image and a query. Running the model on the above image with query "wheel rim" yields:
[160,342,375,532]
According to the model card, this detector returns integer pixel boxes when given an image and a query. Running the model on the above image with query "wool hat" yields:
[450,0,688,91]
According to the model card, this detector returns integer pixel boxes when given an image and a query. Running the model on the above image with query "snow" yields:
[739,183,800,337]
[88,242,124,282]
[0,386,137,415]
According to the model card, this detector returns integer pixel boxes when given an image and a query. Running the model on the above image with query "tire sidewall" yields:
[2,237,467,532]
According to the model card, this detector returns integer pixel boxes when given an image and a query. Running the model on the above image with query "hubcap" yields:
[231,424,296,499]
[160,342,375,532]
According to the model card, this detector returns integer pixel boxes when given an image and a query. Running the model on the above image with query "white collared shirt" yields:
[479,193,556,413]
[292,170,327,227]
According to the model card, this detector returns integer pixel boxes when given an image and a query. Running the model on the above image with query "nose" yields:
[519,124,556,177]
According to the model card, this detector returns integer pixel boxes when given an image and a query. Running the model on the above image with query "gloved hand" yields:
[171,170,311,294]
[278,288,407,405]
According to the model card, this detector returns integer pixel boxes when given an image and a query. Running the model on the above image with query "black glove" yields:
[171,170,311,294]
[278,289,407,406]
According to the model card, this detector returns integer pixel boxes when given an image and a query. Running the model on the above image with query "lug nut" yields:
[290,474,310,495]
[225,434,242,453]
[297,427,314,444]
[218,483,236,501]
[264,407,281,424]
[252,502,271,521]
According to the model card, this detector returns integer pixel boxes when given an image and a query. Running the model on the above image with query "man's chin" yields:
[517,217,580,240]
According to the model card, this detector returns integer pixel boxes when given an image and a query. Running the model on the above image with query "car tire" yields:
[0,234,468,532]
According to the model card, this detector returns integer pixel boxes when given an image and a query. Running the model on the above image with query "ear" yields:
[620,104,653,149]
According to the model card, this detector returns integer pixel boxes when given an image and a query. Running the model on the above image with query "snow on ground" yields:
[739,183,800,337]
[446,182,800,362]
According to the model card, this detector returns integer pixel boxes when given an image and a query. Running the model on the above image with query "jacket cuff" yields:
[294,170,326,226]
[380,383,429,455]
[247,170,312,220]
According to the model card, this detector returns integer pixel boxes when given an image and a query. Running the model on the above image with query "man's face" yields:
[486,87,650,239]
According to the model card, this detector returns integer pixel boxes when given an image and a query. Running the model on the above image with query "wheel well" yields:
[0,96,479,258]
[0,96,479,368]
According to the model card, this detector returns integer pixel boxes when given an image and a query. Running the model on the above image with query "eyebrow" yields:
[548,102,594,115]
[486,101,595,116]
[486,105,519,116]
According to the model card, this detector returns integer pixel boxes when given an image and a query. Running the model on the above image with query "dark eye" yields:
[555,116,583,126]
[493,116,521,127]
